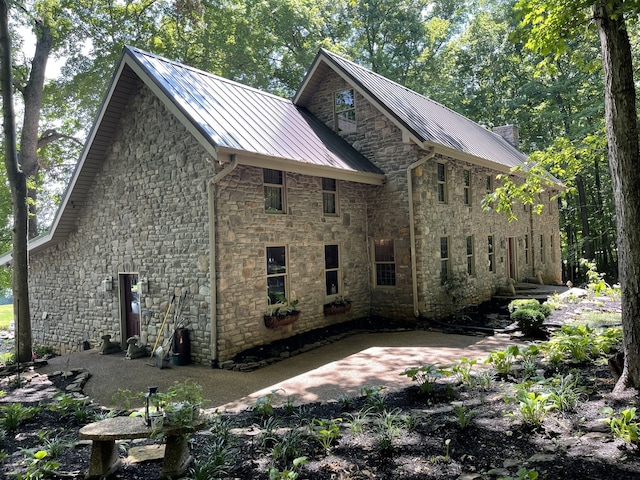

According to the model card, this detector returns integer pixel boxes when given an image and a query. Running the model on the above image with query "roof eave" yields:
[218,147,385,186]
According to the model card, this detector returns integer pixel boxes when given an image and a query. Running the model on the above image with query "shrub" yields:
[508,299,551,336]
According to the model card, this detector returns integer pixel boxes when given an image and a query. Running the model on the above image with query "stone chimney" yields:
[493,125,519,149]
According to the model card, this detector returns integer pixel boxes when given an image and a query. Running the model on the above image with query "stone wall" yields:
[28,81,216,362]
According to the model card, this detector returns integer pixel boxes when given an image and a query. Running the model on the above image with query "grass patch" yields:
[577,311,621,327]
[0,304,12,331]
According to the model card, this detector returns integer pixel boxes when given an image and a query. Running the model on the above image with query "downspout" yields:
[208,155,238,366]
[407,147,436,317]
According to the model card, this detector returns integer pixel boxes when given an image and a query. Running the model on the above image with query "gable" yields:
[295,49,529,173]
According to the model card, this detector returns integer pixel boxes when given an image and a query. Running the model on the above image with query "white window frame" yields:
[466,235,475,277]
[322,178,339,216]
[373,239,396,287]
[488,235,495,273]
[437,163,447,204]
[266,245,289,305]
[440,236,450,284]
[264,169,285,214]
[334,88,356,134]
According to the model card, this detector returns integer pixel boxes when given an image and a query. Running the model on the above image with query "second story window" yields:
[322,178,338,215]
[437,163,447,203]
[264,169,284,213]
[486,175,493,193]
[334,89,356,134]
[463,169,471,205]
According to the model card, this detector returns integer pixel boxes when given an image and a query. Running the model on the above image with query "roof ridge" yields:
[125,45,292,104]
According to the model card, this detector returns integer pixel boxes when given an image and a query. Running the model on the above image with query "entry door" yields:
[507,237,517,281]
[120,274,140,339]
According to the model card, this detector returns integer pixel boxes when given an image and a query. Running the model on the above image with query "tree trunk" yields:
[19,17,51,239]
[594,0,640,392]
[0,0,32,363]
[575,173,593,260]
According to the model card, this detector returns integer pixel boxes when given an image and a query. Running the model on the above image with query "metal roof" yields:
[295,49,529,170]
[126,47,383,174]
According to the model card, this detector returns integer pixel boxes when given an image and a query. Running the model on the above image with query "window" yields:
[440,236,450,284]
[463,170,471,205]
[437,163,447,203]
[540,234,545,263]
[264,169,284,213]
[266,246,288,303]
[466,236,475,276]
[334,89,356,134]
[322,178,338,215]
[325,245,340,295]
[551,235,556,262]
[374,239,396,286]
[488,235,495,273]
[486,175,493,193]
[525,234,530,265]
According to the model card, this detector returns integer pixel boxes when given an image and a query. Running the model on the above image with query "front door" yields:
[120,273,140,340]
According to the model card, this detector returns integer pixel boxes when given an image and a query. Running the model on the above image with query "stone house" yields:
[2,47,562,365]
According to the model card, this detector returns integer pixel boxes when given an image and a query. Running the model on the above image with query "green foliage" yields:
[271,428,305,464]
[250,389,284,417]
[184,437,238,480]
[312,418,342,451]
[453,405,474,430]
[10,449,60,480]
[511,309,546,336]
[498,468,539,480]
[541,324,622,364]
[0,403,40,430]
[546,374,587,413]
[602,407,640,444]
[506,384,551,427]
[452,357,477,384]
[360,385,387,412]
[400,364,452,394]
[0,303,12,330]
[485,345,521,375]
[50,393,97,424]
[267,456,308,480]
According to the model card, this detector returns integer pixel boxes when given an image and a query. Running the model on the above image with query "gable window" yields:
[334,89,356,134]
[325,245,340,295]
[488,235,495,273]
[466,235,475,276]
[486,175,493,193]
[322,178,338,215]
[264,169,285,213]
[439,236,450,284]
[437,163,447,203]
[266,246,288,303]
[374,239,396,286]
[463,170,471,205]
[540,234,545,263]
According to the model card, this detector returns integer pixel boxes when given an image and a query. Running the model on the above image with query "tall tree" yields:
[1,0,31,363]
[516,0,640,391]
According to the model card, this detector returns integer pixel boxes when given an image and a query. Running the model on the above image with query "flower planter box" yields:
[323,302,352,316]
[264,311,301,329]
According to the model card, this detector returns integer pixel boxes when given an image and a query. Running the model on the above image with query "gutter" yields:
[207,155,238,366]
[407,147,436,317]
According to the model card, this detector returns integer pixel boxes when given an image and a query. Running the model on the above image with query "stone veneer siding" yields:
[28,81,216,362]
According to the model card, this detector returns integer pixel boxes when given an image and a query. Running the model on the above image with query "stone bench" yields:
[79,415,205,479]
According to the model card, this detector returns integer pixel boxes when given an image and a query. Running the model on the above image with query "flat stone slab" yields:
[128,444,166,463]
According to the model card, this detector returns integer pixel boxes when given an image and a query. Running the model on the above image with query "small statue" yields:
[125,336,148,359]
[99,334,121,355]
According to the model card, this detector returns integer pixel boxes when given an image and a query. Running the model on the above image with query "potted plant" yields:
[264,294,300,328]
[151,379,206,431]
[323,295,352,316]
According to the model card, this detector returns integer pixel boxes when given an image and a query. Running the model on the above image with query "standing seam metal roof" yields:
[126,47,382,174]
[315,48,528,170]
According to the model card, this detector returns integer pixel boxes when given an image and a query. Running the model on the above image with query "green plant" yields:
[346,406,373,434]
[486,345,521,375]
[508,299,551,336]
[111,388,137,411]
[603,407,640,444]
[506,384,550,427]
[452,357,477,384]
[400,364,452,394]
[470,368,496,390]
[312,418,342,451]
[581,258,609,296]
[259,416,281,449]
[10,450,61,480]
[251,389,284,417]
[443,438,452,462]
[453,405,474,429]
[272,428,305,463]
[360,385,387,412]
[0,403,40,431]
[267,294,299,317]
[50,393,97,424]
[183,437,239,480]
[546,373,588,413]
[267,456,308,480]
